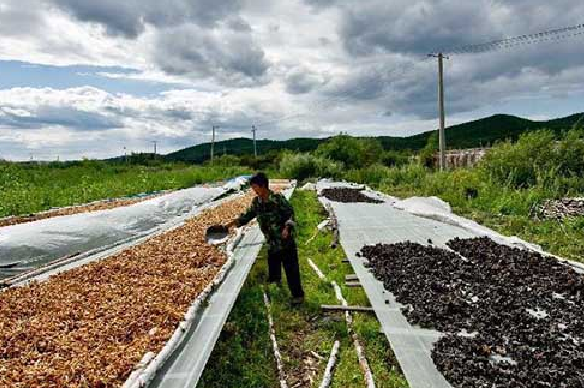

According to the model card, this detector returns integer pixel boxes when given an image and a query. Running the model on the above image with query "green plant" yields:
[418,132,438,168]
[0,162,250,218]
[316,136,384,169]
[279,152,343,181]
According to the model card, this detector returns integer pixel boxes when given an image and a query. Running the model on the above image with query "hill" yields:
[165,137,326,163]
[165,112,584,162]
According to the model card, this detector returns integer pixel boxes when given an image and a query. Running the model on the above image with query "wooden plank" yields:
[321,304,375,313]
[345,281,362,287]
[345,274,358,281]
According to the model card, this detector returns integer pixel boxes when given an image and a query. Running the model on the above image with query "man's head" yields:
[250,172,269,198]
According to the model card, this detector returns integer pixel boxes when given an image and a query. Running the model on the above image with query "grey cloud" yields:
[340,1,494,56]
[324,63,407,102]
[0,0,45,36]
[318,0,584,119]
[227,17,252,32]
[50,0,242,38]
[164,108,194,121]
[304,0,339,9]
[153,24,270,87]
[338,0,584,56]
[0,106,123,130]
[285,68,328,95]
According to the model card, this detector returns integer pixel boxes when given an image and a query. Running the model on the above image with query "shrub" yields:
[279,152,343,181]
[315,135,383,169]
[419,132,438,168]
[480,129,584,191]
[214,154,241,167]
[381,150,410,167]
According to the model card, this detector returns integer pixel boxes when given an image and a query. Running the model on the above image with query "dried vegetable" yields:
[321,188,382,203]
[536,197,584,220]
[0,192,254,388]
[359,238,584,388]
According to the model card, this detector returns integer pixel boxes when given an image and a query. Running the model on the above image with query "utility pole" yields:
[252,125,257,157]
[211,125,218,165]
[427,23,584,170]
[438,52,446,171]
[428,52,447,171]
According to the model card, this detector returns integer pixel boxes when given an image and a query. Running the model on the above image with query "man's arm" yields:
[228,199,257,228]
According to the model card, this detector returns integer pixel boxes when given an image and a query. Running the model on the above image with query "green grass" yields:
[353,166,584,262]
[199,190,408,388]
[0,161,250,218]
[337,160,584,262]
[197,257,278,388]
[290,190,407,388]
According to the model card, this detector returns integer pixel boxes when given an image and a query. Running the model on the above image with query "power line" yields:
[434,23,584,56]
[427,22,584,171]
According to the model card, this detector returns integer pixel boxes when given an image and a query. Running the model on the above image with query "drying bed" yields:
[0,187,224,280]
[0,193,254,388]
[360,237,584,388]
[0,193,168,228]
[149,183,296,388]
[320,188,383,204]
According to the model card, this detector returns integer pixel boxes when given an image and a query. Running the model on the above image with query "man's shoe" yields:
[291,296,305,306]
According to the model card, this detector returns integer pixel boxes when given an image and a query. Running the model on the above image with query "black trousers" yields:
[267,244,305,298]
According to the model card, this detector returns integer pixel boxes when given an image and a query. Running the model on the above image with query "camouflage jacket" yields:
[237,191,296,252]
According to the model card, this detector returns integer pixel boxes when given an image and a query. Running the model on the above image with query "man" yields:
[227,173,305,305]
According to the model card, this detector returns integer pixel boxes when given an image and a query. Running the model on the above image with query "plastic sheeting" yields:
[317,180,583,388]
[147,184,296,388]
[320,196,461,388]
[393,196,541,251]
[392,196,584,272]
[0,187,225,280]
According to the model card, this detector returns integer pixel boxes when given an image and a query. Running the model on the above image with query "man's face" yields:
[251,184,269,197]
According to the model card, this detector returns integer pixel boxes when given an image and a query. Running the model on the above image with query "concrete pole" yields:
[252,125,257,157]
[438,53,446,171]
[211,125,216,165]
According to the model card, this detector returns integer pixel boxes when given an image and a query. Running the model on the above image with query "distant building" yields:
[434,148,489,169]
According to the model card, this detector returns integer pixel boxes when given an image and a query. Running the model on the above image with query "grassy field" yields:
[199,190,407,388]
[0,161,250,218]
[322,130,584,262]
[339,163,584,262]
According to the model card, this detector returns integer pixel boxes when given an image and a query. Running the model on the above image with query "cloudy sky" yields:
[1,0,583,160]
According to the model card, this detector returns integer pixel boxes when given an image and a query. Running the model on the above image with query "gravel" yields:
[358,237,584,388]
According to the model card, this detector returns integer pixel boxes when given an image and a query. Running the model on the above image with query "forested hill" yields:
[164,113,584,163]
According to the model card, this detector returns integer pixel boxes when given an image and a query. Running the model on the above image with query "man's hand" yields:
[281,226,290,240]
